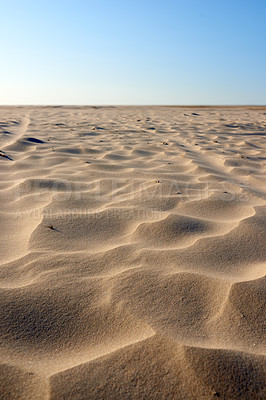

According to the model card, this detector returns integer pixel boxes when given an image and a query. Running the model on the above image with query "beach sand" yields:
[0,106,265,399]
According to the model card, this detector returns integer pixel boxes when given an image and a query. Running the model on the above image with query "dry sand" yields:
[0,106,265,399]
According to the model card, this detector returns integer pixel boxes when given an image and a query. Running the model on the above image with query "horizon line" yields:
[0,104,266,108]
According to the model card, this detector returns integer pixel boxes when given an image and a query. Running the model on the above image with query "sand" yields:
[0,106,265,399]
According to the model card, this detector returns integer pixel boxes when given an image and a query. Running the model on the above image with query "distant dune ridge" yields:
[0,106,265,399]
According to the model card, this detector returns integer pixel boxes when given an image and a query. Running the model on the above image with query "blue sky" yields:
[1,0,266,104]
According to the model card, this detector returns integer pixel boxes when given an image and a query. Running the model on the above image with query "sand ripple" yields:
[0,106,265,399]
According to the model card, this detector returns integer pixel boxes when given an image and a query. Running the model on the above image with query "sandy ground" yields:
[0,106,265,399]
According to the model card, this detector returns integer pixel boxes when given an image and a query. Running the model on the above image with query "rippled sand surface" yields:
[0,106,265,399]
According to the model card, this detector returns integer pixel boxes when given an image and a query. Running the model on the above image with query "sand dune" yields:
[0,106,265,399]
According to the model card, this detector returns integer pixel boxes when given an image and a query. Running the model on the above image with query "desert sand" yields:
[0,106,265,399]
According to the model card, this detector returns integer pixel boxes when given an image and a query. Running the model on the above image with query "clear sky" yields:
[1,0,266,105]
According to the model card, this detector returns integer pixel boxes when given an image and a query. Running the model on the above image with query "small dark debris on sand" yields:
[162,142,168,145]
[47,225,61,232]
[0,151,13,161]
